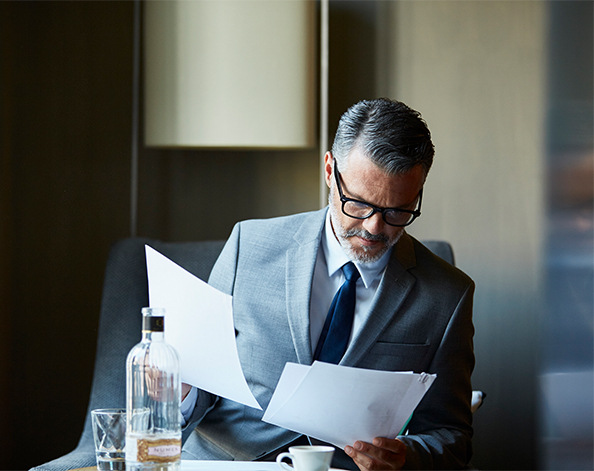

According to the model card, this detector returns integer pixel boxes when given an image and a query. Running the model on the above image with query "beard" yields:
[328,190,403,264]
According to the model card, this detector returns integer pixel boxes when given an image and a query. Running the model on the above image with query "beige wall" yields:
[385,2,547,468]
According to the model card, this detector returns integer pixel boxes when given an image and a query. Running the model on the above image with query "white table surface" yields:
[181,460,345,471]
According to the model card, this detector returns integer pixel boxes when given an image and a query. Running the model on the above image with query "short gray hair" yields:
[331,98,434,176]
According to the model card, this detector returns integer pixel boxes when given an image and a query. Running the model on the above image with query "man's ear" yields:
[324,151,333,189]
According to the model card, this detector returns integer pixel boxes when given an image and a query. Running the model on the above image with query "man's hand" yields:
[345,437,406,471]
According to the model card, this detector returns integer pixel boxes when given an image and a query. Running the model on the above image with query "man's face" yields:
[325,148,425,264]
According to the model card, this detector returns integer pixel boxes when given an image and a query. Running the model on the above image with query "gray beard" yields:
[328,196,403,264]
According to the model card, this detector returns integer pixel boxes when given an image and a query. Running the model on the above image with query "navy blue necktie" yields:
[314,262,361,364]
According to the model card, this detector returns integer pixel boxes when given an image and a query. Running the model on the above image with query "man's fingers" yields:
[345,444,379,471]
[372,437,406,454]
[345,438,406,471]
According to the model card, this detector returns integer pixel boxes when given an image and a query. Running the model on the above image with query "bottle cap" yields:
[141,307,165,332]
[142,316,164,332]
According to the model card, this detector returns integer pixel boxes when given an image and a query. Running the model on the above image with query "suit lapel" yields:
[341,233,418,367]
[285,209,327,365]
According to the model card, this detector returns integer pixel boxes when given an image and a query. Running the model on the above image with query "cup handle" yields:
[276,452,294,471]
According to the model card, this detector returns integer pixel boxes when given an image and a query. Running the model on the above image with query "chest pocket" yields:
[358,341,432,373]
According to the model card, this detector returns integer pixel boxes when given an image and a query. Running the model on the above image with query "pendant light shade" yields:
[144,0,316,149]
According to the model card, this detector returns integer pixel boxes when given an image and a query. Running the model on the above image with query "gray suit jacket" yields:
[182,208,475,469]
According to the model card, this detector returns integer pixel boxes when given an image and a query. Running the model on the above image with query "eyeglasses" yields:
[333,160,422,227]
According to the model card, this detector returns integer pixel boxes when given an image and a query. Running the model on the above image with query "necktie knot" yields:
[342,262,360,283]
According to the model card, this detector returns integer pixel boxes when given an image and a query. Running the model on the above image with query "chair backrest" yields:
[83,237,455,436]
[86,237,455,426]
[421,240,455,265]
[33,237,455,470]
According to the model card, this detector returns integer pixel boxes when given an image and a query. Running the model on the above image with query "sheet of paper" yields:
[181,461,278,471]
[263,361,435,448]
[145,245,261,410]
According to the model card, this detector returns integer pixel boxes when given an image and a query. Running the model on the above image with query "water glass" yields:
[91,408,127,470]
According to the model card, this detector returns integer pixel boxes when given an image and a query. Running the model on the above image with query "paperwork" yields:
[263,362,435,448]
[145,245,261,410]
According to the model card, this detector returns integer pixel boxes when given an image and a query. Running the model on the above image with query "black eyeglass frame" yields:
[333,160,423,227]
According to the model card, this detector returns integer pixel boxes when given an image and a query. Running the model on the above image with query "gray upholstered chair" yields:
[31,238,464,471]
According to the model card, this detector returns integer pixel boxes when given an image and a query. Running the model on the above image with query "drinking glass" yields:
[91,408,127,470]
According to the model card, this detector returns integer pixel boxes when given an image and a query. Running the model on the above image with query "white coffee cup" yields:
[276,445,335,471]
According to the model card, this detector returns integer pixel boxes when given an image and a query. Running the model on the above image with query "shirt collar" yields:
[322,210,392,288]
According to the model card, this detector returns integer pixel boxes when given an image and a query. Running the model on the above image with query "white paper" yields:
[181,461,278,471]
[181,461,347,471]
[145,245,261,410]
[263,361,435,448]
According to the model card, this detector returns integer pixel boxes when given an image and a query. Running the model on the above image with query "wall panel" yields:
[388,2,547,469]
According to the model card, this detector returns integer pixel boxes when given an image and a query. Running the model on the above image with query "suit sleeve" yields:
[181,222,242,443]
[399,280,475,469]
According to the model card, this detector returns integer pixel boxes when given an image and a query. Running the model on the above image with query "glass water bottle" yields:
[125,307,181,471]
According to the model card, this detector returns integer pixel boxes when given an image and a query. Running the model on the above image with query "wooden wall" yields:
[2,2,134,468]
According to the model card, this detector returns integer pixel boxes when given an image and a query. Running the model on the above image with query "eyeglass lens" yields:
[342,200,416,226]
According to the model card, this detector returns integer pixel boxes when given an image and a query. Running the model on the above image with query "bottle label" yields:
[126,436,181,463]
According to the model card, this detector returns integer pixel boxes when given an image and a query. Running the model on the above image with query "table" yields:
[73,461,346,471]
[71,463,279,471]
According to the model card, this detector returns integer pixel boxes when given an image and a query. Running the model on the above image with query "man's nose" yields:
[362,212,385,235]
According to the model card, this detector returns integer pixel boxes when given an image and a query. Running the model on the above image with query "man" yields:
[181,98,475,470]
